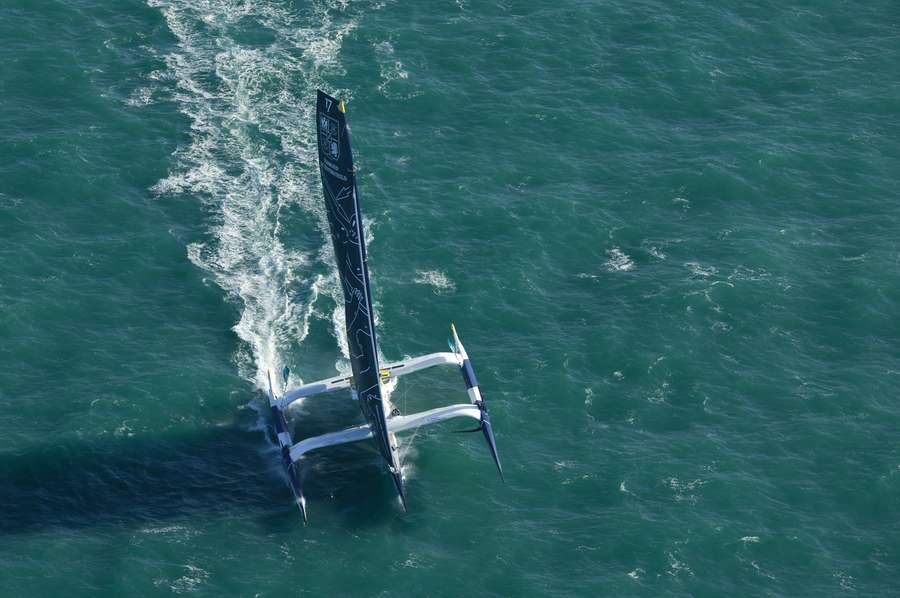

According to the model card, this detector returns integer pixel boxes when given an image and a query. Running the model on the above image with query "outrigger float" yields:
[267,90,502,523]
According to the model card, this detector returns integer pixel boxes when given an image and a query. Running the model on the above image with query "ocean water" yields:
[1,0,899,595]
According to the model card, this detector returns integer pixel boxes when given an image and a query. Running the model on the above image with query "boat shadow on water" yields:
[0,398,411,536]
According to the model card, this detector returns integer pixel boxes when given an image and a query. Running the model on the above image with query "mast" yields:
[315,90,405,505]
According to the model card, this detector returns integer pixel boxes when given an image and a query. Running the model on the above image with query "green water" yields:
[1,1,899,595]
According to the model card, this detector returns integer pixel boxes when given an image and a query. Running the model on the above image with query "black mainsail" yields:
[315,90,404,505]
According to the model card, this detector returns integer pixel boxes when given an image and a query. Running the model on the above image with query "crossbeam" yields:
[279,352,461,410]
[288,403,482,463]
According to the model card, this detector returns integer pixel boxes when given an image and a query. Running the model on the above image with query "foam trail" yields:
[148,1,417,482]
[148,0,364,395]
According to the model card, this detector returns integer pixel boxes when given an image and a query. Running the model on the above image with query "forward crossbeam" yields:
[279,352,461,409]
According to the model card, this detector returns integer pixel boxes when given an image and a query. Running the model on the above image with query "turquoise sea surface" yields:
[1,1,899,595]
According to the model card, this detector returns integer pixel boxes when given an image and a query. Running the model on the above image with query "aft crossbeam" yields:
[288,403,482,463]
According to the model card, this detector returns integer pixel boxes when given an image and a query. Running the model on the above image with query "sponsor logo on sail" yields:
[319,112,340,161]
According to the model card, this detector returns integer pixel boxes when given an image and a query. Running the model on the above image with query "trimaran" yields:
[266,90,502,523]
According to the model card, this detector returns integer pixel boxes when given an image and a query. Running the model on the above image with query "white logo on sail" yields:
[319,112,340,161]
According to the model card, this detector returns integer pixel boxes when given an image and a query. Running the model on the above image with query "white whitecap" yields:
[414,270,456,294]
[125,86,154,107]
[685,261,717,278]
[647,246,667,260]
[605,247,635,272]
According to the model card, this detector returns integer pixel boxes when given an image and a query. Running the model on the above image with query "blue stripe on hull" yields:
[461,358,479,390]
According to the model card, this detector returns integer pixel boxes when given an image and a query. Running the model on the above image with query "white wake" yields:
[149,0,367,396]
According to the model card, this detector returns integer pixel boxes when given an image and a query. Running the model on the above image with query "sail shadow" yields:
[1,406,413,535]
[0,424,286,536]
